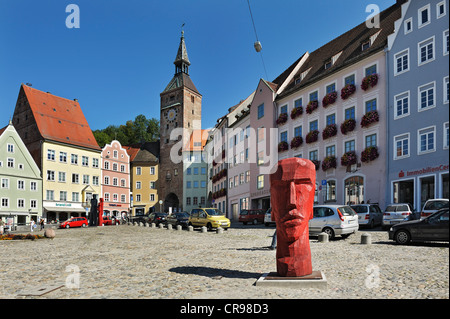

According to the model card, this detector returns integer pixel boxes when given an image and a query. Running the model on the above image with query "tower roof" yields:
[174,31,191,67]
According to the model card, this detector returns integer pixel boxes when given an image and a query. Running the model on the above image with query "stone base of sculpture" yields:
[255,270,327,289]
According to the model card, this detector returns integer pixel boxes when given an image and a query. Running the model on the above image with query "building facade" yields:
[386,0,449,210]
[126,142,160,216]
[0,122,42,226]
[12,84,102,222]
[101,140,131,218]
[159,31,202,212]
[274,2,402,209]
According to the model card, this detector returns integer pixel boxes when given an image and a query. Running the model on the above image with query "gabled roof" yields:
[21,84,100,151]
[277,2,402,100]
[125,141,160,163]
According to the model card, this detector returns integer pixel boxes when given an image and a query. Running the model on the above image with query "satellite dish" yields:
[254,41,262,52]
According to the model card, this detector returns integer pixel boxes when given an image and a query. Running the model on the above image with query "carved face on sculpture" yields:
[270,158,316,242]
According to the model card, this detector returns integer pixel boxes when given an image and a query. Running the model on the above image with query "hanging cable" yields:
[246,0,269,80]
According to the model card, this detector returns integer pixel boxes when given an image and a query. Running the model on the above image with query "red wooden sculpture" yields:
[270,158,316,277]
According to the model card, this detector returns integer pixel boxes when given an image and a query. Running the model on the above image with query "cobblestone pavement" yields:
[1,223,448,299]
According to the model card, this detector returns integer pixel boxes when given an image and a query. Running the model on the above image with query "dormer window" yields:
[324,59,332,70]
[362,40,371,51]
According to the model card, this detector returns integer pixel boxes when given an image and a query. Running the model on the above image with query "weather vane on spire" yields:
[181,22,185,37]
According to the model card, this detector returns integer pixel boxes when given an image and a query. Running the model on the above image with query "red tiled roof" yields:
[124,144,142,161]
[22,84,100,151]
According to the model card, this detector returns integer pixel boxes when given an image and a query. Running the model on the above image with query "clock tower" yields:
[159,30,202,212]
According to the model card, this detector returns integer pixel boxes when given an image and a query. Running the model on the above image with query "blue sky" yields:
[0,0,395,131]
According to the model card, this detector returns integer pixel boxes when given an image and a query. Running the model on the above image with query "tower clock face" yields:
[165,108,177,123]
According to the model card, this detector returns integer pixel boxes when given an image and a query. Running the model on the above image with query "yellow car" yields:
[188,208,231,230]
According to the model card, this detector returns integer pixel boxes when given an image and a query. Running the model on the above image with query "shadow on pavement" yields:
[169,266,261,279]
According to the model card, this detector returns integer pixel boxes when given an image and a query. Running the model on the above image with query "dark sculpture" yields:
[89,195,98,226]
[270,158,316,277]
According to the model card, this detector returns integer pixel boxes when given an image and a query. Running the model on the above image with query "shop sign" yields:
[399,164,449,178]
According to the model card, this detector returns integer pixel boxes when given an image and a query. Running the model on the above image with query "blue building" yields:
[386,0,449,211]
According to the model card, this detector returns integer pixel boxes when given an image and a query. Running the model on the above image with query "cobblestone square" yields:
[1,224,448,299]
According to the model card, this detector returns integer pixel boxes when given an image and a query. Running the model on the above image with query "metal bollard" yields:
[361,233,372,245]
[318,232,329,243]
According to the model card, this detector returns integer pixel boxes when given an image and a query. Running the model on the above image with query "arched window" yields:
[344,176,364,205]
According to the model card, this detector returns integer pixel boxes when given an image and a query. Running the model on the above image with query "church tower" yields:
[159,30,202,212]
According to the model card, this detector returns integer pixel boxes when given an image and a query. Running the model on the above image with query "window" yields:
[186,197,191,206]
[194,167,199,175]
[280,105,287,114]
[187,168,191,175]
[365,98,377,113]
[365,134,377,147]
[93,176,99,186]
[112,177,118,186]
[326,145,335,157]
[104,161,109,170]
[418,4,431,28]
[394,91,410,119]
[418,126,436,154]
[92,158,99,168]
[136,181,141,189]
[150,194,155,202]
[257,175,264,189]
[344,74,355,86]
[71,154,78,165]
[17,199,25,208]
[150,181,156,189]
[81,156,89,167]
[245,171,250,183]
[72,192,79,202]
[136,194,141,202]
[7,158,14,168]
[361,40,370,51]
[438,1,447,18]
[136,167,142,175]
[324,59,332,69]
[7,144,14,153]
[418,82,435,111]
[365,64,377,76]
[1,198,9,208]
[326,83,336,94]
[444,30,449,56]
[201,180,206,188]
[418,37,435,65]
[294,98,302,109]
[30,181,37,191]
[294,126,302,137]
[444,122,449,149]
[257,103,264,119]
[47,149,55,161]
[309,150,318,161]
[326,114,335,125]
[1,178,8,189]
[72,174,79,184]
[47,170,55,181]
[60,191,67,201]
[59,152,67,163]
[121,165,126,173]
[30,200,37,209]
[83,175,89,185]
[444,77,449,104]
[58,172,66,183]
[345,140,355,153]
[257,151,264,166]
[404,18,413,34]
[46,190,54,201]
[395,49,409,75]
[280,131,288,143]
[17,180,25,190]
[186,181,191,189]
[309,120,318,132]
[257,127,264,143]
[193,197,198,205]
[309,91,318,102]
[345,107,355,120]
[150,167,155,175]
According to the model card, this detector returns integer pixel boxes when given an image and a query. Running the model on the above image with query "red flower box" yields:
[340,118,356,135]
[290,136,303,149]
[341,151,357,166]
[341,84,356,100]
[290,106,303,120]
[322,91,338,107]
[276,113,288,125]
[361,146,379,163]
[278,141,289,152]
[361,74,379,91]
[322,156,337,171]
[306,130,319,144]
[361,110,379,128]
[306,100,319,114]
[322,124,337,140]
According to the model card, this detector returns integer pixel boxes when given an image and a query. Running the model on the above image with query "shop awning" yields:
[44,206,86,213]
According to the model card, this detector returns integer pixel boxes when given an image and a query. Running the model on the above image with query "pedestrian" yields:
[40,218,45,231]
[0,218,4,235]
[30,219,35,232]
[269,230,277,250]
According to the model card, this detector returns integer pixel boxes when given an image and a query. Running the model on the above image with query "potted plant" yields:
[290,136,303,149]
[341,83,356,100]
[361,110,379,128]
[340,118,356,135]
[276,113,288,125]
[278,141,289,152]
[361,73,379,91]
[321,156,337,171]
[306,100,319,114]
[305,130,319,144]
[341,151,357,166]
[322,91,338,107]
[322,124,337,140]
[290,106,303,120]
[361,146,379,163]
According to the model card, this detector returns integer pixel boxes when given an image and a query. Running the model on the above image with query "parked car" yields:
[388,208,449,244]
[148,212,168,225]
[420,199,449,219]
[382,203,414,230]
[239,209,265,225]
[189,208,230,231]
[166,212,190,228]
[351,204,383,228]
[102,216,120,226]
[130,212,151,224]
[309,205,359,240]
[264,208,275,227]
[60,217,88,229]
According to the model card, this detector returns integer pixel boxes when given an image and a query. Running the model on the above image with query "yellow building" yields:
[12,84,102,222]
[125,142,160,216]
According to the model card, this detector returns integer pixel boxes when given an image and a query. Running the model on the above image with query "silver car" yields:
[382,203,414,230]
[309,205,359,240]
[351,204,383,228]
[264,208,275,227]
